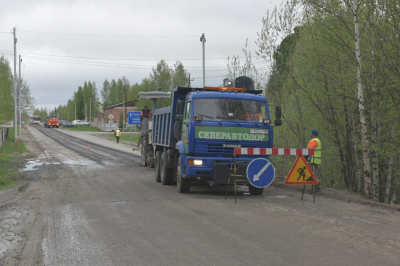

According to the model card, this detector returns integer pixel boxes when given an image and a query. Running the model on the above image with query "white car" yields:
[71,120,86,126]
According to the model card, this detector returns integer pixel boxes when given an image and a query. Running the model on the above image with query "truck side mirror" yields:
[275,106,282,120]
[275,106,282,126]
[176,100,184,114]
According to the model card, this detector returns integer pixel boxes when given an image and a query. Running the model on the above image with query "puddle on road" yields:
[20,160,43,172]
[20,160,62,172]
[267,195,289,199]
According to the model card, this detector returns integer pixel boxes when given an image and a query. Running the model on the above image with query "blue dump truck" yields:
[138,76,282,194]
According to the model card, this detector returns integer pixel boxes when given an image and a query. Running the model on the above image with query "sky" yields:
[0,0,282,112]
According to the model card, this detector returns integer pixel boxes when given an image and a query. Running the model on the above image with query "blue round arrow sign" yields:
[246,158,275,188]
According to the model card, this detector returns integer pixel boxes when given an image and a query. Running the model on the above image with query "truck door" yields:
[182,101,191,153]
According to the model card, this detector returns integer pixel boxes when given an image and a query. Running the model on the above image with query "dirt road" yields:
[0,125,399,266]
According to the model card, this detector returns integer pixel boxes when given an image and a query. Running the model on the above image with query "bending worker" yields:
[308,129,321,193]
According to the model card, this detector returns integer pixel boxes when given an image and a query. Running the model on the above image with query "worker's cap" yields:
[144,105,148,108]
[311,129,318,136]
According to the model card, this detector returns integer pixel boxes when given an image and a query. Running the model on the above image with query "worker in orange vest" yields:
[242,112,252,120]
[242,112,263,122]
[307,129,322,193]
[141,105,153,119]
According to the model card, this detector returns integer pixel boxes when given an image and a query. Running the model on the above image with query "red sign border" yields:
[284,155,318,185]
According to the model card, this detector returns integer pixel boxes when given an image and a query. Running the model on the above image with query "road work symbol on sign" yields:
[284,156,318,185]
[246,158,275,188]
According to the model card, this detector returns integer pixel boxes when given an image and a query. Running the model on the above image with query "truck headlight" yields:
[189,159,203,166]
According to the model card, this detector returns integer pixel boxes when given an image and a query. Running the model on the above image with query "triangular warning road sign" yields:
[284,156,319,185]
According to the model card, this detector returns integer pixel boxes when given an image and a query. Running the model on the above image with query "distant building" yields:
[102,100,138,124]
[94,112,104,123]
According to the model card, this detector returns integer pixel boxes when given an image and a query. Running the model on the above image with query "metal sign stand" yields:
[301,185,316,204]
[2,130,5,154]
[225,153,248,204]
[298,161,317,204]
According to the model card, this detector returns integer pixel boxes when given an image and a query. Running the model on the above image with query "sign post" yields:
[108,114,114,134]
[231,148,317,203]
[128,112,141,140]
[128,111,141,125]
[0,121,14,128]
[2,130,4,154]
[284,155,318,203]
[0,121,14,154]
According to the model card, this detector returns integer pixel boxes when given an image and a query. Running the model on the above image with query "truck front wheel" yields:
[160,152,173,185]
[249,185,264,195]
[176,156,190,193]
[154,151,162,182]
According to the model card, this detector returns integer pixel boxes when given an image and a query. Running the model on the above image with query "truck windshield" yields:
[49,116,59,119]
[33,116,40,121]
[193,98,266,122]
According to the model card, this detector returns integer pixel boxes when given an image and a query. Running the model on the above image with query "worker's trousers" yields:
[309,163,318,180]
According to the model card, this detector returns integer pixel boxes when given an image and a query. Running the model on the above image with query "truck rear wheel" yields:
[176,156,190,193]
[155,151,162,182]
[141,144,147,166]
[249,185,264,195]
[160,152,173,185]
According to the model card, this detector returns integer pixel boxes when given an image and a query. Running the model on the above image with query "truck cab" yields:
[139,77,281,194]
[45,115,60,128]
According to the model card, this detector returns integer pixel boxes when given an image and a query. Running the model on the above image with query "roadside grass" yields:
[0,128,30,190]
[60,125,102,132]
[97,133,140,143]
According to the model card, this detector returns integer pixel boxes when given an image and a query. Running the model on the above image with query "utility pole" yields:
[68,102,69,121]
[188,73,194,87]
[18,54,21,140]
[75,100,76,120]
[89,96,91,127]
[122,88,125,132]
[13,27,17,149]
[200,33,206,88]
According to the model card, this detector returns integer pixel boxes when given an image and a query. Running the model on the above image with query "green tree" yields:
[172,61,189,88]
[0,56,14,121]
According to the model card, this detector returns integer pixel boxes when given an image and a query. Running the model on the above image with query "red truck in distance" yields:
[44,115,60,128]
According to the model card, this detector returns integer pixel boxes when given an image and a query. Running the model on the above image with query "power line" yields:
[193,75,227,79]
[1,53,232,71]
[18,30,198,38]
[17,56,235,71]
[0,49,254,61]
[1,52,268,72]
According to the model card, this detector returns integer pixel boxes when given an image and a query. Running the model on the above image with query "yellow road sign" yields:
[284,156,318,185]
[108,114,114,120]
